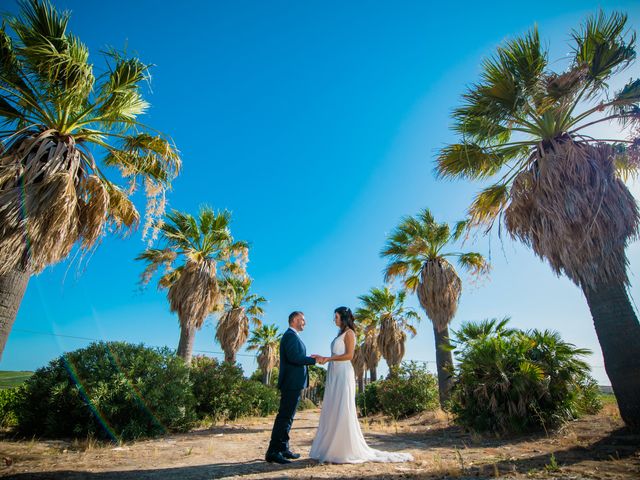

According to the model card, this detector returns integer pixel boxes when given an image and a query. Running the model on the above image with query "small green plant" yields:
[545,453,560,472]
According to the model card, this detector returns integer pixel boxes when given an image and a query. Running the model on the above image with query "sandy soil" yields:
[0,403,638,479]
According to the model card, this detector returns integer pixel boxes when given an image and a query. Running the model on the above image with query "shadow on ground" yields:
[3,427,638,480]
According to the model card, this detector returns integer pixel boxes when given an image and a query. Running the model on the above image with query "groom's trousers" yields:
[267,389,301,454]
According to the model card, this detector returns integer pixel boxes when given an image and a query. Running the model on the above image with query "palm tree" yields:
[355,307,381,381]
[136,207,248,365]
[435,11,640,428]
[351,328,367,393]
[247,324,281,385]
[215,277,265,363]
[358,287,419,374]
[381,208,489,406]
[0,0,180,359]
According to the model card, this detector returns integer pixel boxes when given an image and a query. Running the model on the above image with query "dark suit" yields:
[267,328,316,455]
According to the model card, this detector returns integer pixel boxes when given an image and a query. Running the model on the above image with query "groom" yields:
[265,311,317,464]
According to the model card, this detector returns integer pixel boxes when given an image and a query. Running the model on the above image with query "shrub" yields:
[297,398,316,411]
[356,381,382,416]
[240,380,280,417]
[15,342,194,441]
[377,362,439,419]
[249,366,279,387]
[308,364,326,400]
[357,362,439,419]
[190,356,279,421]
[450,318,603,434]
[574,376,603,415]
[0,387,20,428]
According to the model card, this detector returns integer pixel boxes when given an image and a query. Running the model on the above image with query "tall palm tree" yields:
[136,207,248,365]
[247,324,281,385]
[435,12,640,427]
[0,0,180,359]
[351,328,367,393]
[215,277,265,363]
[355,307,381,381]
[381,208,489,406]
[358,287,419,375]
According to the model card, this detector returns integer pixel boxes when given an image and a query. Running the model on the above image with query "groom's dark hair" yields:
[288,311,304,324]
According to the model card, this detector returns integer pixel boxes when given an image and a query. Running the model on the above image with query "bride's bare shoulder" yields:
[345,328,356,339]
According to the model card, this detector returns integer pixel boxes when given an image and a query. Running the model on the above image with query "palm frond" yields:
[572,10,636,90]
[457,252,491,276]
[436,143,512,179]
[467,183,510,229]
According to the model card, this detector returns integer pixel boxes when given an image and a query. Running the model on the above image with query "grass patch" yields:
[599,393,617,406]
[0,371,33,389]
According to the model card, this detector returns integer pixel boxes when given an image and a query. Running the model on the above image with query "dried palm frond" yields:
[137,248,176,287]
[215,306,249,362]
[352,344,367,379]
[416,258,462,332]
[257,343,278,373]
[362,330,381,370]
[167,259,219,330]
[78,174,109,248]
[505,141,639,289]
[0,132,83,274]
[107,185,140,232]
[377,314,407,369]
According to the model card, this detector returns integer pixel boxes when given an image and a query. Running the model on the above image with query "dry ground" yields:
[0,403,638,479]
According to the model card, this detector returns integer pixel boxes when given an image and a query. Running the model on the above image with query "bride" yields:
[309,307,414,464]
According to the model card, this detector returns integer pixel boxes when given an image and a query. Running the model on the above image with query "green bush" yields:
[377,362,439,419]
[357,362,439,419]
[249,366,279,387]
[240,380,281,417]
[308,364,326,400]
[15,342,194,441]
[0,387,20,428]
[356,381,382,416]
[574,376,603,415]
[450,318,603,434]
[297,397,316,411]
[190,356,279,421]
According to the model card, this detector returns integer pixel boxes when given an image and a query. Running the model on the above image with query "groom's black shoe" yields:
[282,450,301,459]
[265,451,292,464]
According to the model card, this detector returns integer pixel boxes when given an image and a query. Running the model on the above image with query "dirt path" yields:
[1,407,638,479]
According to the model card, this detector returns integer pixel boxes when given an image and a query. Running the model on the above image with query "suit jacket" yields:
[277,328,316,391]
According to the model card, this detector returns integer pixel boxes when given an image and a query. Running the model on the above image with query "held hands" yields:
[311,354,329,365]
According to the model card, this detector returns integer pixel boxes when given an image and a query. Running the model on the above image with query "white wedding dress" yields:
[309,331,414,464]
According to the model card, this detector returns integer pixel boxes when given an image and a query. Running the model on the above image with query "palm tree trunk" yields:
[177,323,196,365]
[224,351,236,363]
[583,280,640,430]
[433,325,454,408]
[357,374,365,393]
[262,369,269,385]
[369,366,377,382]
[0,267,30,361]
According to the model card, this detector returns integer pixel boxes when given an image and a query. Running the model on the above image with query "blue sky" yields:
[2,0,639,385]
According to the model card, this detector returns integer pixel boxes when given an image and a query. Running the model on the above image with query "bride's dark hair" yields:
[335,306,356,334]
